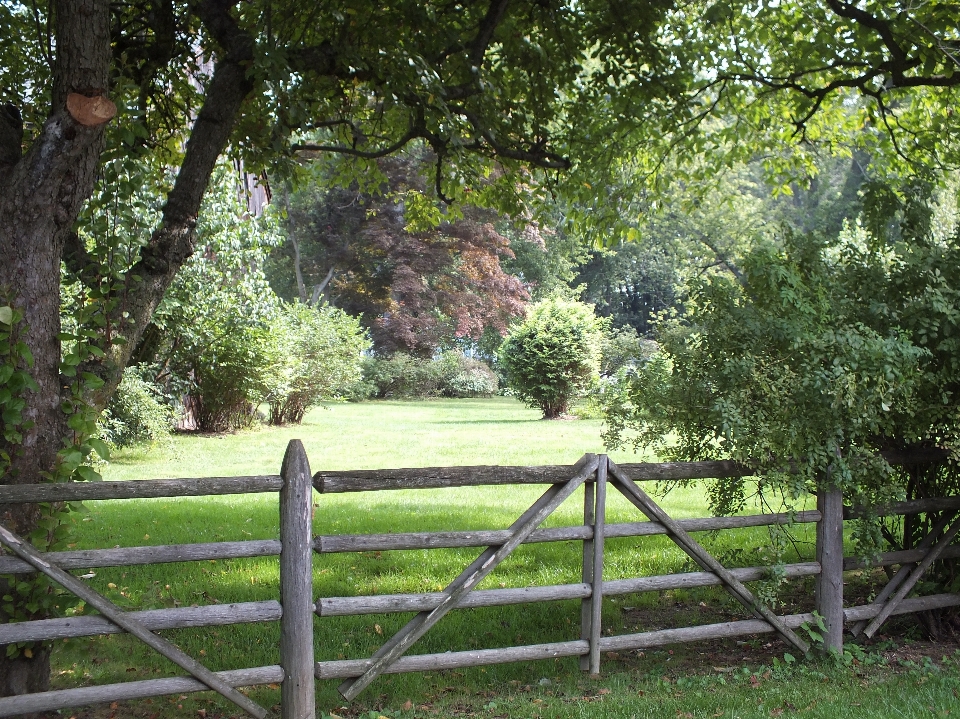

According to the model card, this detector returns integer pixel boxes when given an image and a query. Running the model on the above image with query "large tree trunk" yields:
[0,0,112,707]
[0,0,256,707]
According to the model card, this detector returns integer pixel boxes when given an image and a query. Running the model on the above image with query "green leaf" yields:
[0,306,11,325]
[75,465,102,482]
[59,447,83,469]
[87,438,111,461]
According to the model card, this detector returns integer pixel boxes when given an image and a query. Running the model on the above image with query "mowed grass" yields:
[49,398,955,718]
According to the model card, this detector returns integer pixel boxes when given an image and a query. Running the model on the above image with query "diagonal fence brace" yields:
[850,512,956,637]
[606,460,810,655]
[337,454,600,700]
[0,523,270,719]
[862,514,960,639]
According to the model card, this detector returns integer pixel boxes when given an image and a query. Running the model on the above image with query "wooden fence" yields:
[1,442,959,718]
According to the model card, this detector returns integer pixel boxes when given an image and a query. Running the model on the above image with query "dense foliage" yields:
[130,173,372,431]
[139,176,281,432]
[263,303,369,424]
[99,367,175,450]
[603,181,960,557]
[358,351,498,400]
[269,156,530,356]
[499,296,605,418]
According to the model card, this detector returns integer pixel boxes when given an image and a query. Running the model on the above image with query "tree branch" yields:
[825,0,909,68]
[89,0,256,407]
[453,106,570,169]
[309,266,335,306]
[293,127,420,159]
[469,0,511,68]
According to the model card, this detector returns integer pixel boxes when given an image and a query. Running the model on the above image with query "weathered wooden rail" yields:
[310,452,960,701]
[0,442,314,719]
[1,443,958,718]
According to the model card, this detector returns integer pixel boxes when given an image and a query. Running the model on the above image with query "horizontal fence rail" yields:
[313,510,822,553]
[313,460,750,493]
[314,594,960,680]
[311,447,953,494]
[0,539,282,574]
[0,474,282,503]
[0,601,282,644]
[2,443,959,717]
[0,666,285,718]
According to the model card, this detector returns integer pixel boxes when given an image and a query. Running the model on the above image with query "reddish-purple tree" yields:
[275,158,530,355]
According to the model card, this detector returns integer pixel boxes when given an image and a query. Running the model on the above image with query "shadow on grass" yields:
[423,418,545,425]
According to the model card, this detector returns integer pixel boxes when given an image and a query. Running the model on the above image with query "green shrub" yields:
[444,354,499,397]
[600,326,657,377]
[498,296,605,418]
[360,351,498,399]
[574,328,657,419]
[600,206,960,562]
[264,303,370,424]
[99,367,175,449]
[186,325,271,433]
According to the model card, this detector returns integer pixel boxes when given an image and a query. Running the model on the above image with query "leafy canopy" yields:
[603,181,960,551]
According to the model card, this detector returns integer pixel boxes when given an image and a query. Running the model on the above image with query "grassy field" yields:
[48,398,959,718]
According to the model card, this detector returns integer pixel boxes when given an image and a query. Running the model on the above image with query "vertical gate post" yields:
[579,455,606,675]
[280,440,316,719]
[815,483,844,654]
[579,472,595,672]
[588,456,607,675]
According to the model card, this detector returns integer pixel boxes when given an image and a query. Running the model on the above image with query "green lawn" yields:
[102,397,650,478]
[46,398,955,718]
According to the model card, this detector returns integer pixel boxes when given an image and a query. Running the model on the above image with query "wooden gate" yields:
[311,452,960,706]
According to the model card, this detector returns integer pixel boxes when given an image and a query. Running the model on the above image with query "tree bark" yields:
[0,0,112,706]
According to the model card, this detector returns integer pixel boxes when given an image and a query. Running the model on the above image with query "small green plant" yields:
[799,612,827,648]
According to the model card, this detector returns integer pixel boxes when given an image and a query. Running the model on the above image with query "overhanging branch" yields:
[293,127,420,159]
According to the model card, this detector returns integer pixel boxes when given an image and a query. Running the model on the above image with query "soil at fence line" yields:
[612,616,960,676]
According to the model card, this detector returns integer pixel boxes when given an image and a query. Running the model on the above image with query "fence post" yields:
[579,462,595,672]
[815,483,844,655]
[587,456,607,676]
[280,440,316,719]
[579,455,606,675]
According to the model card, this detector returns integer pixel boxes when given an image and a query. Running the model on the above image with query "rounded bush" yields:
[498,296,604,418]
